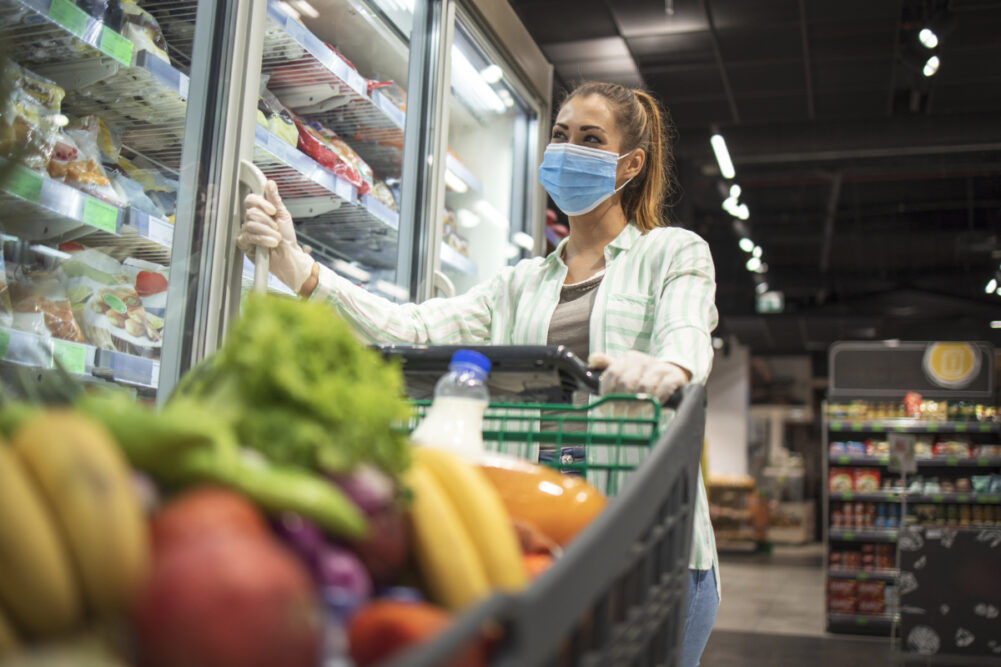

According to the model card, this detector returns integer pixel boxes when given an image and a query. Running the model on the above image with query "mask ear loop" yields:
[613,149,636,193]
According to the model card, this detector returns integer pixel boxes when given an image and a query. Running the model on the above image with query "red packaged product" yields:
[829,551,843,569]
[829,469,854,493]
[857,598,886,615]
[857,581,886,599]
[828,580,857,596]
[843,552,862,570]
[828,596,857,614]
[853,468,881,493]
[294,119,369,195]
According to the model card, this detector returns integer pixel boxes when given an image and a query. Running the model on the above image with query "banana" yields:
[0,444,82,638]
[13,412,150,618]
[0,599,22,659]
[405,461,490,610]
[413,447,528,592]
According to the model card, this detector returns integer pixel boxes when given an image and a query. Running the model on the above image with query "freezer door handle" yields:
[432,270,455,298]
[239,160,269,294]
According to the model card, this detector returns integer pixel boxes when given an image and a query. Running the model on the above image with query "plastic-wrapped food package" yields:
[257,89,299,147]
[123,258,167,321]
[295,119,369,194]
[0,63,65,173]
[0,253,12,328]
[110,171,167,218]
[47,123,125,207]
[58,248,162,358]
[121,0,170,63]
[307,120,375,193]
[118,155,178,219]
[370,181,396,211]
[7,265,87,343]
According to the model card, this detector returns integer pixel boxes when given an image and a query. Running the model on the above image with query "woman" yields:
[240,81,719,665]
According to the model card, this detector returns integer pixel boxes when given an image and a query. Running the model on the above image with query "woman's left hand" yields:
[588,351,690,404]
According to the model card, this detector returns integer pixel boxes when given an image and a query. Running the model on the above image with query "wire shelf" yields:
[141,0,198,73]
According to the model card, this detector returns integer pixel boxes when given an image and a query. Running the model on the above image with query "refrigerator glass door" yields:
[0,0,213,399]
[437,7,546,296]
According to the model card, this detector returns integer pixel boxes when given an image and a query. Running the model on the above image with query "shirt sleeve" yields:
[652,234,719,385]
[307,264,504,345]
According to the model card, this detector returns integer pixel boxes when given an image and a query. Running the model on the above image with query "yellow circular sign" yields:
[922,343,980,389]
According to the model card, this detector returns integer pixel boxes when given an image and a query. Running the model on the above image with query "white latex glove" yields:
[588,351,689,404]
[237,180,315,293]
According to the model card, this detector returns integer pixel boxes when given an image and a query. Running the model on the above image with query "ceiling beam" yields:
[818,172,843,275]
[699,0,740,124]
[796,0,815,120]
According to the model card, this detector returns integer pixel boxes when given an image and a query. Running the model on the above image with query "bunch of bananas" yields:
[406,447,527,611]
[0,411,149,658]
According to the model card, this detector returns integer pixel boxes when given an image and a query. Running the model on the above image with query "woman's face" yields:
[551,94,645,186]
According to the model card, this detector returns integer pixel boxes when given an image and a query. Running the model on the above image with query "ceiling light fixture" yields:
[746,257,761,272]
[739,237,754,253]
[923,55,940,77]
[986,278,998,294]
[479,64,503,84]
[752,245,762,258]
[710,134,736,179]
[918,27,939,49]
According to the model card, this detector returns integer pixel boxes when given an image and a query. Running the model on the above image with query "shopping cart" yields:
[379,345,707,667]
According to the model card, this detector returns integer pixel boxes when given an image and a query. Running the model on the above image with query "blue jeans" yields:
[681,566,718,667]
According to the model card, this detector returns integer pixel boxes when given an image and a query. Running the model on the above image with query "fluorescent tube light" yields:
[291,0,319,18]
[923,55,940,77]
[512,231,534,251]
[746,257,762,272]
[986,278,997,294]
[710,134,736,179]
[919,28,939,49]
[444,168,469,193]
[990,321,1001,329]
[474,199,509,228]
[451,45,506,115]
[479,64,503,84]
[739,237,754,252]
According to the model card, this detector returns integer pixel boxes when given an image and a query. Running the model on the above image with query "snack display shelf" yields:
[827,419,999,433]
[830,491,902,502]
[829,454,1001,468]
[827,613,898,633]
[0,326,158,389]
[829,528,898,543]
[828,569,900,583]
[0,165,171,263]
[907,492,1001,504]
[439,242,476,276]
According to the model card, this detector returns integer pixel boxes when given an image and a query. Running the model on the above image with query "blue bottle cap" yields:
[450,349,491,375]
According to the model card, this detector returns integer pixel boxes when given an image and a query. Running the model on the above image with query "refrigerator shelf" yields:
[3,0,136,68]
[0,164,171,263]
[440,242,476,276]
[0,326,159,390]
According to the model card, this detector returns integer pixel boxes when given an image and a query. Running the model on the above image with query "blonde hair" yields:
[561,82,676,231]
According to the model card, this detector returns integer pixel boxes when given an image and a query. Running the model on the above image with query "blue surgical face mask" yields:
[538,143,633,216]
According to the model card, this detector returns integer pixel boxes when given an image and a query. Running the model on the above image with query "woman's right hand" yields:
[237,180,315,293]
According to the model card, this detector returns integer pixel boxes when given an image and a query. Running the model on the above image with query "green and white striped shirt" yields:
[310,222,720,590]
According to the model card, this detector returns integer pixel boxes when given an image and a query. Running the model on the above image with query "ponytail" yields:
[562,83,677,232]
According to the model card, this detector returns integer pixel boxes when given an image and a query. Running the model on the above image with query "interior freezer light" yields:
[746,257,762,272]
[985,278,998,294]
[290,0,319,18]
[738,237,754,252]
[710,134,736,179]
[504,243,520,260]
[752,245,762,258]
[451,45,507,115]
[444,168,469,193]
[498,89,515,109]
[456,208,481,229]
[923,55,940,77]
[729,184,741,198]
[734,203,750,220]
[991,321,1001,329]
[474,199,510,228]
[919,27,939,49]
[479,64,503,84]
[512,231,534,251]
[276,0,301,20]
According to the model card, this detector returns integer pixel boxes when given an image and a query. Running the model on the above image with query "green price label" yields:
[0,328,9,360]
[830,421,843,431]
[841,492,855,501]
[932,494,944,503]
[857,572,869,581]
[99,26,133,66]
[856,617,869,626]
[842,531,855,541]
[49,0,88,37]
[878,456,890,465]
[946,457,959,466]
[52,340,87,375]
[5,166,43,203]
[871,421,883,430]
[980,423,992,433]
[851,423,864,432]
[955,422,967,433]
[977,457,991,467]
[894,425,905,432]
[984,495,1001,504]
[837,455,851,464]
[957,495,969,503]
[82,197,119,233]
[927,422,940,432]
[889,533,897,542]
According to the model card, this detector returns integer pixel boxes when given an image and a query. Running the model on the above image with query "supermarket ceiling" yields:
[508,0,1001,354]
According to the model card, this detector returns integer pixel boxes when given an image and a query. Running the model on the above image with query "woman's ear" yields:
[623,148,646,180]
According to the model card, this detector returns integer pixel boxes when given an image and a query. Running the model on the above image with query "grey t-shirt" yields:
[546,271,604,361]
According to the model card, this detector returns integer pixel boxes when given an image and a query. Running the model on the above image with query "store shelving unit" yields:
[823,413,1001,636]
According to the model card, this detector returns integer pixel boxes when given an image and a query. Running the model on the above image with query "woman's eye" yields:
[551,129,566,140]
[584,135,602,144]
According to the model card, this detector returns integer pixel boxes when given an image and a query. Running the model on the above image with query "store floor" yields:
[701,544,998,667]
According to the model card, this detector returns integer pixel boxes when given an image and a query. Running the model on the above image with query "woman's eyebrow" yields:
[580,125,605,132]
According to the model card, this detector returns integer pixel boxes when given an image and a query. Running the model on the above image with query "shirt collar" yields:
[544,221,641,267]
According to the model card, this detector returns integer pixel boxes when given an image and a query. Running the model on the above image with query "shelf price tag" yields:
[82,197,119,233]
[946,456,959,466]
[851,423,864,432]
[957,494,969,503]
[837,455,851,464]
[99,26,134,66]
[889,533,897,542]
[855,617,868,626]
[49,0,88,37]
[5,166,43,203]
[955,422,967,433]
[977,457,990,467]
[931,494,944,503]
[857,572,869,581]
[0,328,9,360]
[52,340,87,375]
[841,492,854,501]
[830,421,843,431]
[842,531,855,540]
[980,423,992,433]
[985,495,1000,504]
[927,422,939,432]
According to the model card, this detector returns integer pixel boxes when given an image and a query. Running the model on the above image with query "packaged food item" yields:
[843,551,861,570]
[830,441,847,456]
[829,551,843,569]
[866,440,889,456]
[8,265,86,343]
[0,252,11,328]
[828,580,857,597]
[370,180,396,211]
[0,63,64,173]
[971,475,992,494]
[973,445,1001,457]
[307,120,375,194]
[70,115,121,164]
[933,440,971,458]
[847,441,866,456]
[58,249,162,357]
[121,0,170,63]
[829,469,854,493]
[123,258,167,319]
[257,89,298,147]
[955,477,972,492]
[853,468,881,493]
[857,598,886,615]
[48,119,125,206]
[991,474,1001,494]
[923,478,941,494]
[914,438,933,459]
[858,581,885,599]
[76,0,124,30]
[117,155,179,219]
[828,595,856,614]
[295,119,369,194]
